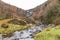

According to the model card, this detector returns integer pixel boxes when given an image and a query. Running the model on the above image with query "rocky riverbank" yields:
[0,24,47,40]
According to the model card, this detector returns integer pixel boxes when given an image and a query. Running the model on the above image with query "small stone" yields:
[15,38,19,40]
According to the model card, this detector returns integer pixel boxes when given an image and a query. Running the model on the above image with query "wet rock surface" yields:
[0,25,47,40]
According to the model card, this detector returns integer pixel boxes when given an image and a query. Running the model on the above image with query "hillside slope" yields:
[34,0,60,40]
[0,0,60,25]
[0,1,25,19]
[28,0,60,25]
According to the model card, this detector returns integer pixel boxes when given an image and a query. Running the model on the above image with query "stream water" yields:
[0,25,47,40]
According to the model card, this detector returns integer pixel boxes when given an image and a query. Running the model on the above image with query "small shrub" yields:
[1,24,9,28]
[44,5,60,24]
[53,18,60,25]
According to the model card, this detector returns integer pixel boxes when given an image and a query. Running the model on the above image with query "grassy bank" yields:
[0,19,34,34]
[35,25,60,40]
[0,24,31,34]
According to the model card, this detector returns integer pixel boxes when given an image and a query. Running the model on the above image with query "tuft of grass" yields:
[35,25,60,40]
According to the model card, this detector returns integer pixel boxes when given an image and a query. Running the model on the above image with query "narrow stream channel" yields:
[0,25,47,40]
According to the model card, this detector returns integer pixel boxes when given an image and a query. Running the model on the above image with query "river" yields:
[0,24,47,40]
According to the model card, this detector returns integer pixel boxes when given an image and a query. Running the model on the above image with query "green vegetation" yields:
[43,5,60,25]
[0,19,35,34]
[35,25,60,40]
[34,1,60,40]
[0,19,35,37]
[0,24,31,34]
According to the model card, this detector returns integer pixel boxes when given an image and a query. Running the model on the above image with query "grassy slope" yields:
[0,19,33,34]
[0,24,30,34]
[35,25,60,40]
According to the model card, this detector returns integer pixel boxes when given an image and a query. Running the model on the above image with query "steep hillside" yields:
[34,0,60,40]
[28,0,60,25]
[0,1,25,20]
[0,0,60,25]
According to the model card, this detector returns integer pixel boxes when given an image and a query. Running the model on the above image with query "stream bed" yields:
[0,25,47,40]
